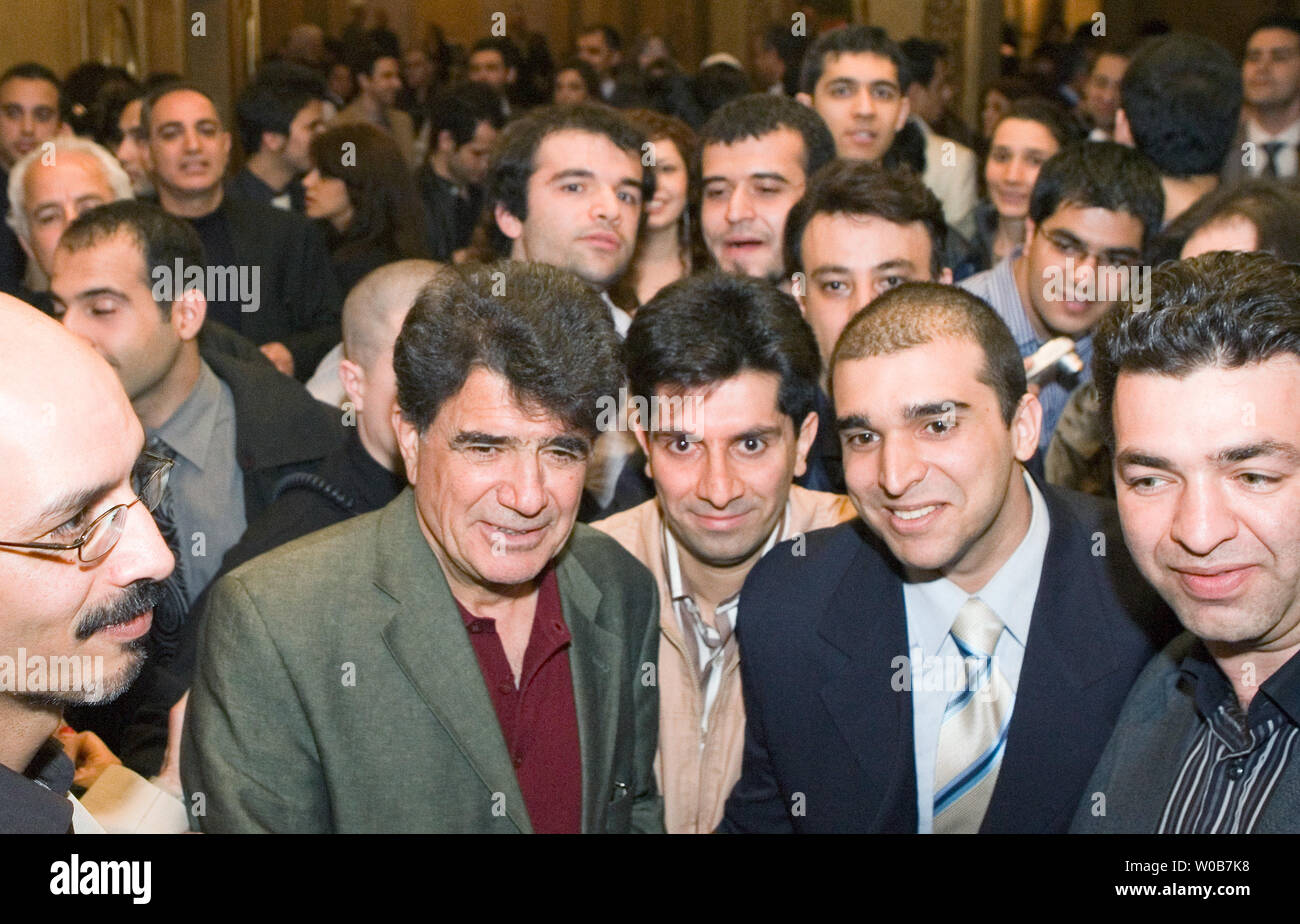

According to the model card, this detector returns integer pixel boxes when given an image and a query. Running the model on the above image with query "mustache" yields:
[74,579,164,640]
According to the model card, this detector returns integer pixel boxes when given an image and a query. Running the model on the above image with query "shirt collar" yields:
[1183,640,1300,729]
[909,470,1050,654]
[151,359,223,471]
[600,290,631,339]
[1246,118,1300,146]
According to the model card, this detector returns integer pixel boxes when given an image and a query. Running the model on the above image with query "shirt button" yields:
[513,755,524,767]
[498,681,514,694]
[1227,759,1246,781]
[469,624,482,634]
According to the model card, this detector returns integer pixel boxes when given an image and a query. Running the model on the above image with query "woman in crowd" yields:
[553,58,600,104]
[973,97,1082,269]
[612,109,698,309]
[303,122,430,295]
[978,75,1037,151]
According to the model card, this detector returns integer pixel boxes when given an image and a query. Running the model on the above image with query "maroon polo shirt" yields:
[455,566,583,834]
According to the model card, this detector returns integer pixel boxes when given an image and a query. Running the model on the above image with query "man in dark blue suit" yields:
[719,282,1175,833]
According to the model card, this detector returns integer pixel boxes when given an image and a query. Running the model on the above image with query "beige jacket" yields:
[593,486,857,833]
[331,99,418,168]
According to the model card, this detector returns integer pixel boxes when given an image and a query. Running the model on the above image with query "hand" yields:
[57,726,122,790]
[259,341,295,377]
[153,691,189,800]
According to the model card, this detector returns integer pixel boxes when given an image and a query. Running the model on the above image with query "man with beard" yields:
[0,296,184,833]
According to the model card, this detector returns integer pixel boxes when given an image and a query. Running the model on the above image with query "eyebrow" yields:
[904,401,968,420]
[451,431,591,453]
[1117,441,1300,470]
[71,286,130,303]
[824,77,899,91]
[836,414,872,433]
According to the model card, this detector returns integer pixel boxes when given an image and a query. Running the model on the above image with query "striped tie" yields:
[933,597,1014,834]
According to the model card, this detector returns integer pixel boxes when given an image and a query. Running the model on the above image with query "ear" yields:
[171,286,206,341]
[494,201,523,242]
[1010,390,1043,463]
[1113,109,1133,147]
[893,95,911,132]
[632,422,653,480]
[392,403,422,485]
[792,410,819,478]
[937,266,953,285]
[795,91,814,109]
[338,357,366,414]
[436,129,456,154]
[261,130,287,154]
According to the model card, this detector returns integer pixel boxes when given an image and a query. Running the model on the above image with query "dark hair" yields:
[427,82,505,147]
[1247,15,1300,47]
[799,25,911,96]
[579,24,623,53]
[91,80,143,149]
[1094,251,1300,445]
[697,93,835,180]
[346,39,397,80]
[627,108,698,263]
[63,63,133,135]
[762,22,809,97]
[58,200,204,317]
[0,62,64,123]
[693,62,753,116]
[309,122,428,263]
[993,97,1085,149]
[485,103,652,257]
[1181,179,1300,263]
[1120,33,1241,177]
[899,37,948,91]
[832,282,1027,426]
[470,36,522,72]
[1028,141,1165,249]
[139,80,214,135]
[394,261,623,438]
[625,272,821,427]
[554,58,601,101]
[235,63,327,154]
[784,160,947,278]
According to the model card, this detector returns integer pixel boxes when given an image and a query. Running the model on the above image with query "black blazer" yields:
[718,482,1178,833]
[219,194,343,378]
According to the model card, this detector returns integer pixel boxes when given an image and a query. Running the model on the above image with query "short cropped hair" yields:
[784,160,947,278]
[0,62,63,118]
[799,25,911,96]
[139,80,216,135]
[470,36,522,72]
[554,58,601,100]
[1120,33,1241,178]
[1247,15,1300,46]
[235,62,327,154]
[57,200,205,318]
[346,39,397,80]
[625,272,822,428]
[7,136,133,242]
[1094,251,1300,445]
[832,282,1027,427]
[394,261,623,439]
[485,103,652,257]
[427,82,505,147]
[1028,141,1165,249]
[579,24,622,52]
[698,93,836,180]
[899,38,948,91]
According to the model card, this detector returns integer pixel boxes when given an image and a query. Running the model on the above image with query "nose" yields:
[851,87,876,118]
[1005,156,1029,186]
[590,182,620,224]
[1169,477,1238,558]
[106,492,176,588]
[496,450,548,519]
[877,434,926,498]
[182,127,201,152]
[697,447,744,510]
[1073,249,1100,277]
[724,185,754,224]
[303,168,319,189]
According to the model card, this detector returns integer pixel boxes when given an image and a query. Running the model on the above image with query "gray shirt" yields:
[149,360,246,602]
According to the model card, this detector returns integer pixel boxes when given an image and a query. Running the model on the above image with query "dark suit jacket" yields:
[182,489,664,833]
[1071,632,1300,833]
[719,482,1177,833]
[218,194,343,378]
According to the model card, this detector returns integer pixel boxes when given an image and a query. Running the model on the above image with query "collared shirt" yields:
[150,360,246,602]
[601,289,632,339]
[455,567,583,834]
[661,502,790,732]
[1244,118,1300,179]
[903,471,1050,833]
[1158,644,1300,833]
[960,252,1093,451]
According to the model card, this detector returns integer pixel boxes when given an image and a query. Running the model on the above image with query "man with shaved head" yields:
[0,296,175,832]
[720,282,1175,833]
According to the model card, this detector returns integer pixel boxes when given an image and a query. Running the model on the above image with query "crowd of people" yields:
[2,6,1299,837]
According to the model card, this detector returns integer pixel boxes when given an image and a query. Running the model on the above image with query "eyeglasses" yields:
[0,452,174,563]
[1041,229,1142,269]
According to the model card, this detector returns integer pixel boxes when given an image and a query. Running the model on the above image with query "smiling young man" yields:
[719,282,1174,833]
[592,273,854,833]
[184,262,662,833]
[1074,252,1300,833]
[961,141,1163,452]
[697,93,835,285]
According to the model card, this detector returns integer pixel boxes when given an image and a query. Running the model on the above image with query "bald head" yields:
[832,282,1027,426]
[342,259,447,373]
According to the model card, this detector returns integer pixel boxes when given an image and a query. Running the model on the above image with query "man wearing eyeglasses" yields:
[0,294,179,832]
[960,142,1164,453]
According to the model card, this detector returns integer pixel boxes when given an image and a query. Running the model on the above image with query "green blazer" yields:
[181,488,663,833]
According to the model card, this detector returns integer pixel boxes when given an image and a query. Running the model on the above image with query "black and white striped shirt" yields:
[1158,646,1300,833]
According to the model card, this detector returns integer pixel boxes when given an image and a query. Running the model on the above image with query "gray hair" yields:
[6,136,134,243]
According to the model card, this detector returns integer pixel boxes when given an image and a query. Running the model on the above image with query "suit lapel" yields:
[374,490,533,833]
[817,529,918,831]
[556,548,622,835]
